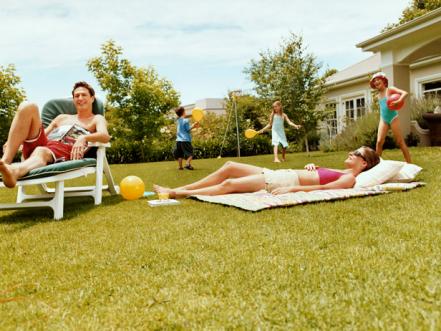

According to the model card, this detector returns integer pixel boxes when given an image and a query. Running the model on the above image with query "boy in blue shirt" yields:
[174,107,199,170]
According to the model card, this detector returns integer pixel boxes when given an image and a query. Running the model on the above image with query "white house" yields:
[324,7,441,139]
[182,98,226,116]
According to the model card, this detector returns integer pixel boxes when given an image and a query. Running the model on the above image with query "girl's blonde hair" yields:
[272,100,283,114]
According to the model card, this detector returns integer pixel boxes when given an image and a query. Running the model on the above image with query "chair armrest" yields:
[87,142,111,148]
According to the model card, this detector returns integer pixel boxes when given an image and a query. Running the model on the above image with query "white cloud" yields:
[0,0,408,105]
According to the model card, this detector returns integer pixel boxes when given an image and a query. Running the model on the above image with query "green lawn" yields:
[1,147,440,329]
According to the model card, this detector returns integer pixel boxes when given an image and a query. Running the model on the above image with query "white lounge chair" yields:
[0,98,118,219]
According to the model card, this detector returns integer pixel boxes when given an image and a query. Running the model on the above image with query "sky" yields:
[0,0,409,108]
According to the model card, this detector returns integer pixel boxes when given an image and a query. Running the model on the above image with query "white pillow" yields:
[387,163,422,183]
[354,160,405,188]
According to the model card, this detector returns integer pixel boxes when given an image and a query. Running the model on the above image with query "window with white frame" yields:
[423,80,441,98]
[344,96,366,122]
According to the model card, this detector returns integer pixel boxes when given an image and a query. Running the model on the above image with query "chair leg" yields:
[104,156,119,195]
[53,181,64,220]
[94,148,105,205]
[17,186,26,203]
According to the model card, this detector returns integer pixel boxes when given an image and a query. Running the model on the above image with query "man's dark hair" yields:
[175,106,185,117]
[72,81,95,97]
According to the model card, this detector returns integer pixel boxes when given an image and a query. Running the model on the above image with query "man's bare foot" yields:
[153,184,177,199]
[0,160,18,188]
[273,159,281,163]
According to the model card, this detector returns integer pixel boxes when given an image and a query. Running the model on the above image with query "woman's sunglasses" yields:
[350,150,367,162]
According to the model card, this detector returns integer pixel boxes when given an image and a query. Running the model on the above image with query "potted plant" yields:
[410,97,438,146]
[422,104,441,146]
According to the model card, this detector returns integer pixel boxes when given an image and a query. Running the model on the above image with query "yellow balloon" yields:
[244,129,258,139]
[192,108,204,122]
[120,176,145,200]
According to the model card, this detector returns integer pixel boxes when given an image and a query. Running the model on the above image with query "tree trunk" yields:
[304,135,310,155]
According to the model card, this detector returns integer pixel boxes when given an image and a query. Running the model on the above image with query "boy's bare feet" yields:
[153,184,177,199]
[0,160,19,188]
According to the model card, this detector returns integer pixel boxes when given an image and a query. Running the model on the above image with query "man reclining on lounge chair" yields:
[0,81,110,188]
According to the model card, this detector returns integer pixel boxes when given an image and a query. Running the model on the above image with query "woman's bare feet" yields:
[0,160,19,188]
[153,184,177,199]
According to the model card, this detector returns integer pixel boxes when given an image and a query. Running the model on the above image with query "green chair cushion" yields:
[41,98,104,128]
[4,158,97,182]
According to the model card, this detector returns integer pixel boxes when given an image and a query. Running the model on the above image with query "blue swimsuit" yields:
[379,97,398,125]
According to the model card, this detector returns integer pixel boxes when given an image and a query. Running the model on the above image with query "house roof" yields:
[326,53,381,87]
[357,7,441,52]
[326,8,441,88]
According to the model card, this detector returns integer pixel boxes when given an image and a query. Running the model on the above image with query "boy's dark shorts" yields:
[174,141,193,159]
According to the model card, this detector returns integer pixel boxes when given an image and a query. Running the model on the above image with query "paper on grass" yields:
[148,199,180,207]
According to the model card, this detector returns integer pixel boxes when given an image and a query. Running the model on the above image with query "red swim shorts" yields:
[22,127,73,162]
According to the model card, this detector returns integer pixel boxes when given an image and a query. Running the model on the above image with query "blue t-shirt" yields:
[176,117,191,142]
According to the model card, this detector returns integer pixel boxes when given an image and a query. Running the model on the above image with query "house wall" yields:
[324,81,373,134]
[323,61,441,138]
[410,61,441,97]
[182,98,226,116]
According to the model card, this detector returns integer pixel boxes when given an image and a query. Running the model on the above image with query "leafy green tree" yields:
[0,64,26,145]
[383,0,441,31]
[245,33,328,152]
[224,93,267,130]
[87,40,180,161]
[220,93,268,156]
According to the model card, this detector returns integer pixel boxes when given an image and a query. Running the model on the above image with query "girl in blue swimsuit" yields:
[370,72,411,163]
[258,101,301,162]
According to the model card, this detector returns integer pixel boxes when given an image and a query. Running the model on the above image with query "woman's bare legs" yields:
[273,145,280,162]
[1,102,42,164]
[376,120,389,157]
[154,174,266,198]
[390,118,411,163]
[174,161,263,191]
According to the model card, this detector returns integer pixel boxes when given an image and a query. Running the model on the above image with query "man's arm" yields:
[71,115,110,160]
[83,115,111,144]
[44,115,64,135]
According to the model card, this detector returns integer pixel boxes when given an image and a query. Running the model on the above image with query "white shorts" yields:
[262,169,299,192]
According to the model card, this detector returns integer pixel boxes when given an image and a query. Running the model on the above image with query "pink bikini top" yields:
[317,168,345,185]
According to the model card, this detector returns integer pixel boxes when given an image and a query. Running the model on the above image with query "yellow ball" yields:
[120,176,145,200]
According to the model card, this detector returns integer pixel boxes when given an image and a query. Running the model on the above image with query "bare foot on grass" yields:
[0,160,19,188]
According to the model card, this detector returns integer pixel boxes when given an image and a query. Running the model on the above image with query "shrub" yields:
[106,111,274,164]
[323,111,396,151]
[405,131,419,147]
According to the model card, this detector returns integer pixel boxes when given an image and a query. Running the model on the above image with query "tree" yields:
[87,40,180,161]
[383,0,441,31]
[0,64,26,145]
[244,33,328,152]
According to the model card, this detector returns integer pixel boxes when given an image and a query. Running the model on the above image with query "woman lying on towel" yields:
[154,146,380,198]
